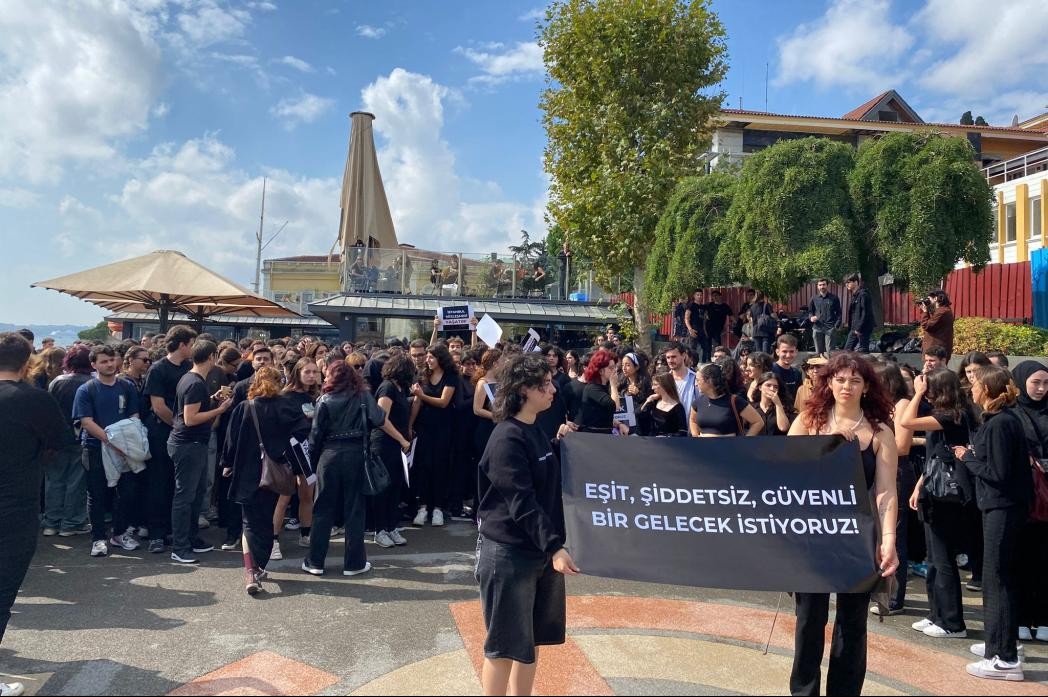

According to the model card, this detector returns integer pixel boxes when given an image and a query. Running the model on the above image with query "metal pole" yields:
[401,250,407,294]
[511,260,517,298]
[253,177,266,293]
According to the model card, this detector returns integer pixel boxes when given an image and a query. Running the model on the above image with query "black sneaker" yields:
[301,560,325,576]
[148,538,165,554]
[191,539,214,554]
[171,552,198,564]
[220,537,240,551]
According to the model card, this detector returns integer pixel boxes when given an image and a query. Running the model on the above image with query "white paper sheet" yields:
[476,313,503,347]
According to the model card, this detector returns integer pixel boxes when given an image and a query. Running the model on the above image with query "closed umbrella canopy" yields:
[32,249,300,332]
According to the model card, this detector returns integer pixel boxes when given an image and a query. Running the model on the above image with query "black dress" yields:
[414,372,457,511]
[578,382,616,433]
[641,401,687,436]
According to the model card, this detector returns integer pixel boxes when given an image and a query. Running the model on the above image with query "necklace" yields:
[830,407,864,434]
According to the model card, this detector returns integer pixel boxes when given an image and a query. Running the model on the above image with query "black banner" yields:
[561,434,880,593]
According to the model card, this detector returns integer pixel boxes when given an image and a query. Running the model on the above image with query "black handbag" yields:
[249,400,296,496]
[922,424,970,504]
[359,396,390,497]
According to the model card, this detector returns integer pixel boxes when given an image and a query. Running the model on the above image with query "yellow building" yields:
[985,144,1048,264]
[261,255,342,314]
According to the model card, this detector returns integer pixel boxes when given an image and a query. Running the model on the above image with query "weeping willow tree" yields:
[717,137,859,300]
[849,131,994,296]
[646,173,735,311]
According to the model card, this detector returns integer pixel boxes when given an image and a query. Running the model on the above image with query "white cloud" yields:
[174,2,251,49]
[519,8,546,22]
[113,134,340,283]
[776,0,914,93]
[356,24,387,39]
[152,101,171,118]
[455,42,544,86]
[58,195,102,222]
[361,68,545,253]
[916,0,1048,102]
[0,0,165,183]
[278,55,314,73]
[270,92,336,129]
[0,188,40,208]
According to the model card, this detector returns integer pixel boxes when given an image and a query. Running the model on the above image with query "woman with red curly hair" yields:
[786,352,899,696]
[578,349,628,435]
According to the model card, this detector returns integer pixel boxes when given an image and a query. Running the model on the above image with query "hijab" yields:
[1011,360,1048,457]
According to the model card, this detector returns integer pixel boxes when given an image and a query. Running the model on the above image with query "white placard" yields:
[401,437,417,488]
[613,395,637,428]
[522,328,541,353]
[476,313,503,347]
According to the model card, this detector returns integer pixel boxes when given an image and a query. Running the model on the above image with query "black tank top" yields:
[860,440,877,490]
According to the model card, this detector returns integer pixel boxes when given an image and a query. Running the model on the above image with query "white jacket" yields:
[102,418,151,487]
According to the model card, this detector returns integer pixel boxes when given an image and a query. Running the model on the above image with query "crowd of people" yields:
[0,276,1043,695]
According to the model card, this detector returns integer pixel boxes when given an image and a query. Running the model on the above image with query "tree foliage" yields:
[540,0,728,345]
[849,131,994,295]
[646,173,735,311]
[717,137,858,299]
[78,320,111,342]
[960,111,974,125]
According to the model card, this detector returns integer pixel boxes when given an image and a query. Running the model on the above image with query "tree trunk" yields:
[632,265,652,353]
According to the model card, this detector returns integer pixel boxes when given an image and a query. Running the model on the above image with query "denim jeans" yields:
[42,445,87,531]
[168,441,210,557]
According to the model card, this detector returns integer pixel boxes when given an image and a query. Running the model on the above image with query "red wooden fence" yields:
[620,261,1032,340]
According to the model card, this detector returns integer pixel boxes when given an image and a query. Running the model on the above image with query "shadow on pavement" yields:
[0,649,181,696]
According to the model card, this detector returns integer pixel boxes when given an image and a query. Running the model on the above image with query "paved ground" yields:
[3,519,1048,696]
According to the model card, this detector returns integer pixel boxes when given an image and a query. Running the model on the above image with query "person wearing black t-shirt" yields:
[689,363,763,437]
[168,340,232,564]
[577,350,628,435]
[476,354,579,696]
[684,290,709,363]
[701,290,733,356]
[0,333,75,697]
[142,325,196,553]
[408,344,459,528]
[371,354,415,548]
[640,372,688,436]
[771,335,803,410]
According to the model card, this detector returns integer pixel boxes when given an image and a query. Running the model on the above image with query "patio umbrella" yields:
[336,111,399,290]
[32,249,300,333]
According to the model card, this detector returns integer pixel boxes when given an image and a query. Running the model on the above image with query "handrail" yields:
[983,145,1048,184]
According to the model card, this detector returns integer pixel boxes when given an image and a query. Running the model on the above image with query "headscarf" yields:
[1010,360,1048,457]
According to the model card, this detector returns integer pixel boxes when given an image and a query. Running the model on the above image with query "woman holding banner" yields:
[786,352,899,697]
[475,354,578,696]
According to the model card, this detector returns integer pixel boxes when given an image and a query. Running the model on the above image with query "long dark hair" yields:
[803,352,894,433]
[283,358,320,399]
[874,361,908,403]
[381,353,416,390]
[322,360,365,396]
[425,343,458,379]
[493,354,551,422]
[925,368,970,423]
[698,363,728,398]
[958,351,991,392]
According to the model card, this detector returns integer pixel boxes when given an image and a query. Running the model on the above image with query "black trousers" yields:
[308,444,367,572]
[146,428,175,540]
[241,489,279,569]
[924,501,967,631]
[83,447,135,542]
[843,330,871,354]
[1018,521,1048,627]
[982,506,1025,663]
[891,460,916,610]
[413,421,453,512]
[372,438,405,533]
[0,507,37,645]
[790,592,870,697]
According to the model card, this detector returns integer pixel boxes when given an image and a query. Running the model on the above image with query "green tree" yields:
[717,137,858,299]
[646,173,735,311]
[540,0,728,350]
[849,132,994,300]
[975,116,988,126]
[78,320,111,342]
[960,111,974,125]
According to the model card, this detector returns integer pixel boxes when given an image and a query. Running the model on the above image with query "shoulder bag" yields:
[1010,407,1048,522]
[249,400,296,496]
[921,422,967,505]
[729,395,745,436]
[359,395,391,496]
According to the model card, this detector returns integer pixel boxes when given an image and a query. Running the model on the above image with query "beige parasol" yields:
[32,249,299,332]
[336,111,398,290]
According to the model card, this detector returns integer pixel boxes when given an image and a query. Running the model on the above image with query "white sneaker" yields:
[90,540,108,557]
[1019,626,1033,641]
[390,529,407,546]
[343,561,372,577]
[109,532,140,551]
[912,618,934,632]
[923,624,967,638]
[413,507,428,526]
[1036,626,1048,642]
[966,656,1024,681]
[0,681,25,696]
[197,515,210,530]
[42,527,58,536]
[970,643,1025,661]
[270,541,283,561]
[431,509,445,527]
[375,531,395,548]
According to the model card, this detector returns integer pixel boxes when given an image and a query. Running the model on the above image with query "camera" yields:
[915,297,932,309]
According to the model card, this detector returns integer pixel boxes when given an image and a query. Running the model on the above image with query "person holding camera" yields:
[919,290,954,361]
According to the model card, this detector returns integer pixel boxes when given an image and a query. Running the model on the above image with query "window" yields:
[877,110,899,122]
[1032,197,1042,239]
[1006,202,1017,242]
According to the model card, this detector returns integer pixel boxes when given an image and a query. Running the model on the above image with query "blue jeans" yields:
[42,445,87,531]
[168,441,209,557]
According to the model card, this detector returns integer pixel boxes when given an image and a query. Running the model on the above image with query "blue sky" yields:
[3,0,1046,325]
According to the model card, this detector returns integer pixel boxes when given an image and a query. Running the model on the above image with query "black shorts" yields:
[475,535,566,664]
